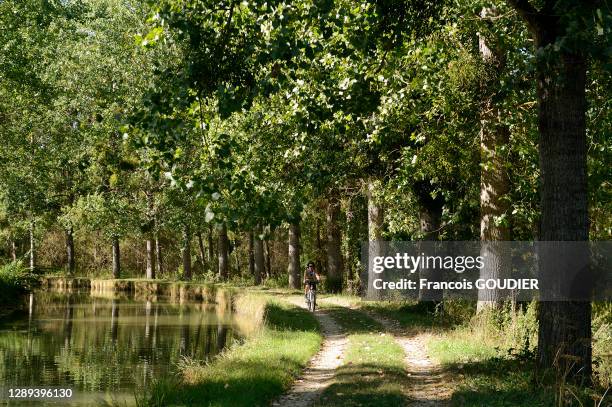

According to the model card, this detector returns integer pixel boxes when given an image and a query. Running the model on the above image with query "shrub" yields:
[0,261,37,304]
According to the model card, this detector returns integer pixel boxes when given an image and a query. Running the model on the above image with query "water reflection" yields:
[0,290,239,405]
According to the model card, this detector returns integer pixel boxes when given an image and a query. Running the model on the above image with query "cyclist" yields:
[303,261,321,302]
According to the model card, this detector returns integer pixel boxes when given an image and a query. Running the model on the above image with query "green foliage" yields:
[0,261,37,303]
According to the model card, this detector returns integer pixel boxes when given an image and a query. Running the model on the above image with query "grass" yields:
[362,300,610,407]
[316,305,408,407]
[137,297,321,407]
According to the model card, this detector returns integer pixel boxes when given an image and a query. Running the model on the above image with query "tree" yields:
[506,0,610,380]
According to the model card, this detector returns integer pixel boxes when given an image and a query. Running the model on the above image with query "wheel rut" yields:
[272,298,348,407]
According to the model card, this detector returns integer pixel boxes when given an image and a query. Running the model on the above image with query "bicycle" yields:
[305,282,317,312]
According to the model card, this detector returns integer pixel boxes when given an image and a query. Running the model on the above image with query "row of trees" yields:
[1,0,609,383]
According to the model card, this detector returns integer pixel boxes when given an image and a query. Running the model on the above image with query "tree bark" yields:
[287,222,301,289]
[146,238,155,279]
[182,224,192,280]
[326,199,343,293]
[65,227,75,275]
[253,224,264,285]
[29,220,35,273]
[477,11,511,311]
[536,52,591,380]
[508,0,592,380]
[366,180,385,299]
[217,223,229,280]
[112,238,120,279]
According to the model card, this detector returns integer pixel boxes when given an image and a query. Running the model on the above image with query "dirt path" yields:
[272,298,348,407]
[365,312,453,406]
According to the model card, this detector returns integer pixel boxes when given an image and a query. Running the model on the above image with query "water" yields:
[0,290,241,405]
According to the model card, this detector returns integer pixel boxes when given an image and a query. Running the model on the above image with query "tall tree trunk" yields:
[10,239,17,262]
[29,220,35,273]
[146,238,155,279]
[65,227,75,275]
[112,238,120,279]
[326,199,343,293]
[155,234,163,276]
[233,239,241,275]
[508,0,592,380]
[217,223,229,280]
[537,49,590,380]
[197,232,206,268]
[182,224,192,280]
[253,224,264,285]
[315,219,324,273]
[287,222,300,289]
[248,230,255,277]
[366,180,385,299]
[207,225,214,264]
[414,181,444,306]
[477,12,511,312]
[264,239,271,279]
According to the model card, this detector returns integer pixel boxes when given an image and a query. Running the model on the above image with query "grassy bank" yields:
[316,305,408,407]
[138,295,321,407]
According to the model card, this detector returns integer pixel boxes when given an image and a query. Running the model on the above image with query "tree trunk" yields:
[112,238,120,279]
[10,239,17,262]
[414,182,444,306]
[207,226,214,263]
[233,239,241,275]
[253,224,264,285]
[65,227,75,275]
[477,13,511,311]
[366,180,385,299]
[146,238,155,279]
[182,224,192,280]
[155,234,163,276]
[287,222,301,289]
[217,223,229,280]
[248,230,255,276]
[315,219,324,273]
[326,199,343,293]
[508,0,592,381]
[264,239,271,279]
[536,50,590,380]
[29,220,35,273]
[197,232,206,268]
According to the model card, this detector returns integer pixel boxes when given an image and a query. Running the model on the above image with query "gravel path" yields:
[272,298,348,407]
[365,312,453,406]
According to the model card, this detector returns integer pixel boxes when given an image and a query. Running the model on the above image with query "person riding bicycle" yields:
[303,261,321,300]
